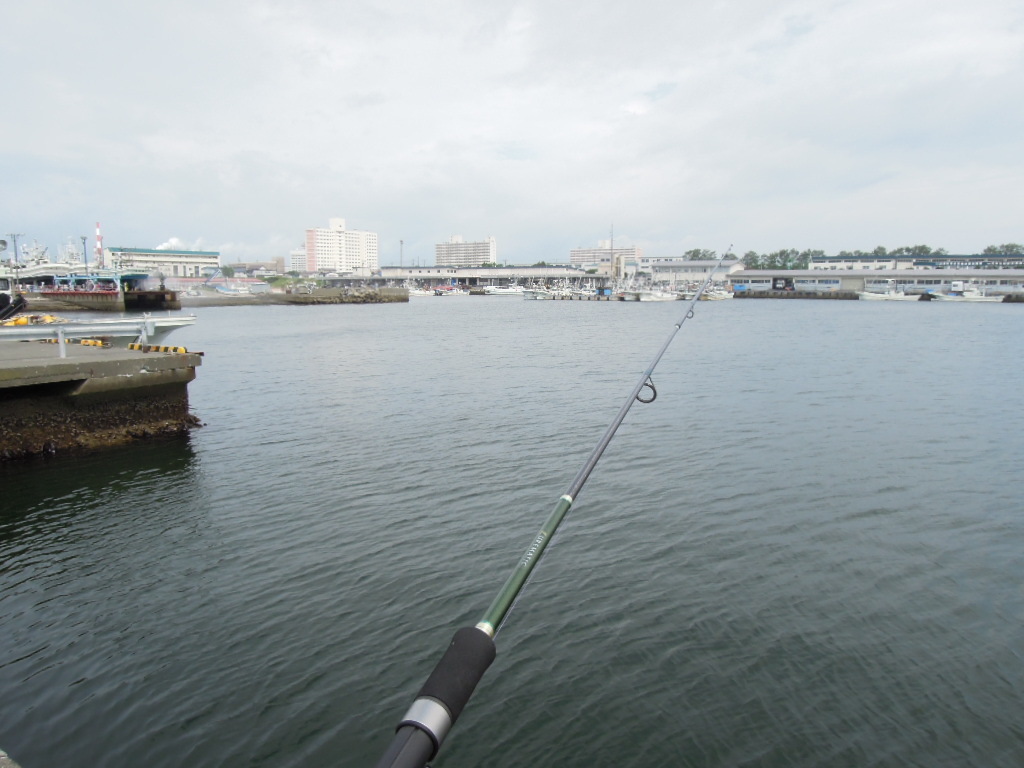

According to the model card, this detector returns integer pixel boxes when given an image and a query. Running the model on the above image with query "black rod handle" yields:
[375,627,496,768]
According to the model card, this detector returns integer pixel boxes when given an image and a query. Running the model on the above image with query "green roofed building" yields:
[104,247,221,278]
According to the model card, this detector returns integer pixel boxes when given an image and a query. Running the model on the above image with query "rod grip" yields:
[376,627,496,768]
[417,626,496,722]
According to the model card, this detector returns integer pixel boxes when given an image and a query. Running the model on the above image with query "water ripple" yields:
[2,300,1024,767]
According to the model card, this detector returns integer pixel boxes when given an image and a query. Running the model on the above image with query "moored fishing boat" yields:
[619,282,683,302]
[522,286,555,300]
[857,280,922,301]
[8,257,180,311]
[214,283,251,297]
[931,292,1003,303]
[931,280,1003,302]
[39,274,124,310]
[635,289,679,302]
[482,285,525,296]
[699,286,733,300]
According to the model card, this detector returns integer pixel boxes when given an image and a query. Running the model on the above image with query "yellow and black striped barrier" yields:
[128,343,202,355]
[39,338,111,347]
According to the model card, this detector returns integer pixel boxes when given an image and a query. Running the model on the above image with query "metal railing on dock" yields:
[0,320,167,358]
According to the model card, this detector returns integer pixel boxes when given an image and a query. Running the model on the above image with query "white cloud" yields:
[3,0,1022,261]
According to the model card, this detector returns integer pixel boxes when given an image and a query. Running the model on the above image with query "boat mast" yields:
[610,223,614,281]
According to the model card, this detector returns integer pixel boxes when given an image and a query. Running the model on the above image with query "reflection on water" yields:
[0,436,200,538]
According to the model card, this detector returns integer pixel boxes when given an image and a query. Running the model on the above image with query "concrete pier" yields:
[0,341,203,460]
[275,286,408,305]
[734,290,859,300]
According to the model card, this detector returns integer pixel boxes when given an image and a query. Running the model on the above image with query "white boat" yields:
[0,313,197,346]
[857,280,921,301]
[932,292,1002,303]
[699,287,733,301]
[402,281,434,297]
[523,286,555,300]
[858,290,921,301]
[482,285,524,296]
[214,284,250,296]
[634,289,679,302]
[931,281,1003,303]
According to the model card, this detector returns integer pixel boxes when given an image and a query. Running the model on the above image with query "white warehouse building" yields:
[104,246,221,278]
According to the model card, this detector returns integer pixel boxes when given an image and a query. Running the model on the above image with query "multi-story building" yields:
[104,246,221,278]
[287,247,309,274]
[569,241,643,277]
[435,236,497,267]
[647,258,743,284]
[305,219,379,275]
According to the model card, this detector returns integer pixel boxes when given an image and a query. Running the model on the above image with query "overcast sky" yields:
[4,0,1022,265]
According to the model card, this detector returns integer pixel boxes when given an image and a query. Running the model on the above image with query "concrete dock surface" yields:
[0,340,203,460]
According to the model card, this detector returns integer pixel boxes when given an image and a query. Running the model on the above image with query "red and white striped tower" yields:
[95,222,103,267]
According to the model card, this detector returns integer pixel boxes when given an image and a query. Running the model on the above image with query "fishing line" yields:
[375,248,732,768]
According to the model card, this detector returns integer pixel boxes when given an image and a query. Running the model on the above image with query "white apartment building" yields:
[435,236,497,267]
[105,246,221,278]
[569,241,643,277]
[305,218,379,275]
[287,247,309,273]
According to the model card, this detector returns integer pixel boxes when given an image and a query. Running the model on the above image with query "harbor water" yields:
[2,297,1023,767]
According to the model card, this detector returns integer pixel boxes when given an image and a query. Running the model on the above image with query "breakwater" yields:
[0,342,202,460]
[276,286,409,305]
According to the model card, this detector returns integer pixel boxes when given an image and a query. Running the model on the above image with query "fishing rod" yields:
[375,250,732,768]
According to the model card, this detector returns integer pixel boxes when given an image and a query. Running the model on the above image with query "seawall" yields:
[0,342,203,461]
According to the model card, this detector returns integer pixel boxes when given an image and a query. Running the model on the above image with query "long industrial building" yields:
[105,247,221,278]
